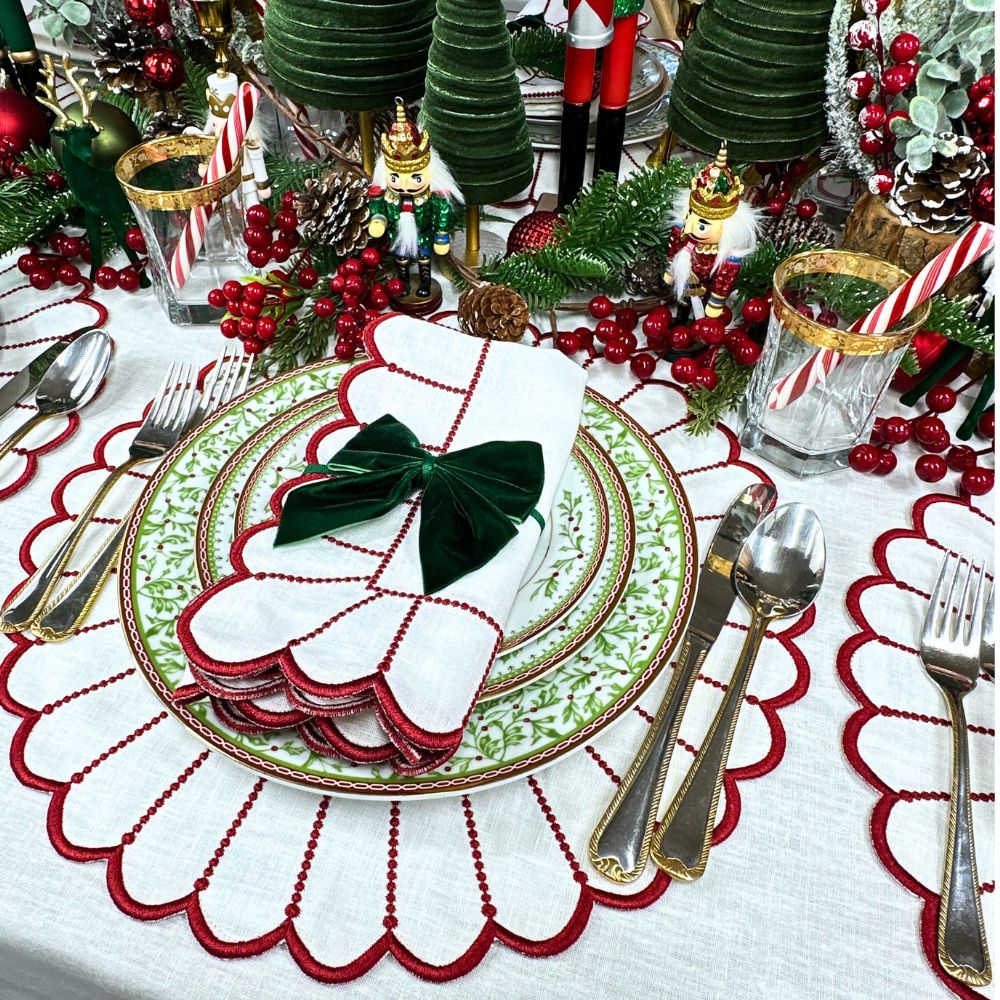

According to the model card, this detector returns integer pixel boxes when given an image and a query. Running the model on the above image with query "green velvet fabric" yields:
[421,0,535,205]
[667,0,834,160]
[274,415,545,595]
[264,0,435,110]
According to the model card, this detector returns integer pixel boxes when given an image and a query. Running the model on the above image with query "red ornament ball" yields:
[848,444,881,473]
[505,210,562,256]
[125,0,169,26]
[630,353,656,380]
[556,331,581,356]
[888,32,920,63]
[978,410,995,439]
[142,48,184,91]
[926,385,957,413]
[961,467,995,496]
[882,416,911,444]
[588,295,614,320]
[742,297,770,324]
[915,455,947,483]
[946,445,977,472]
[969,174,995,225]
[671,356,698,384]
[795,199,819,220]
[0,89,50,152]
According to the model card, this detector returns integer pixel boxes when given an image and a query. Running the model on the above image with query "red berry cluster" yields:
[209,275,303,355]
[17,228,147,292]
[313,247,391,361]
[845,5,919,192]
[849,391,994,497]
[963,74,995,160]
[0,135,65,190]
[749,159,819,218]
[242,197,301,269]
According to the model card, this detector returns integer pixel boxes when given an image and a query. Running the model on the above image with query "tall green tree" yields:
[264,0,436,111]
[420,0,534,205]
[667,0,835,161]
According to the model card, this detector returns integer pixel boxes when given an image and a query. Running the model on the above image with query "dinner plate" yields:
[120,359,696,798]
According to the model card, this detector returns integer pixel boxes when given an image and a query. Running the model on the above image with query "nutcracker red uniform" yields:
[664,142,760,320]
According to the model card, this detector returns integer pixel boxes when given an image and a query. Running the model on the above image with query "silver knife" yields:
[588,482,777,883]
[0,329,90,420]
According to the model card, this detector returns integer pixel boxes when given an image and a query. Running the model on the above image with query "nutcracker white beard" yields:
[393,210,420,257]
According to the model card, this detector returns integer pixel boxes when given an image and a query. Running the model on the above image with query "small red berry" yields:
[256,316,278,340]
[341,259,364,276]
[242,338,265,355]
[882,416,911,445]
[881,65,912,96]
[671,356,698,384]
[29,269,53,290]
[17,253,40,275]
[334,337,357,361]
[241,300,262,319]
[118,267,141,291]
[742,297,769,324]
[595,318,621,344]
[766,197,785,215]
[59,235,83,258]
[694,367,719,391]
[335,314,358,336]
[859,130,885,155]
[848,444,881,473]
[915,455,948,483]
[344,274,366,296]
[94,266,118,290]
[57,263,81,285]
[588,295,614,319]
[243,225,271,250]
[922,429,951,453]
[604,340,631,364]
[238,316,257,337]
[914,414,946,445]
[44,171,66,190]
[669,325,692,351]
[795,198,819,220]
[247,248,270,268]
[245,204,271,227]
[889,32,920,63]
[297,267,319,289]
[874,449,897,475]
[275,209,298,232]
[617,331,638,354]
[630,352,656,380]
[961,466,995,496]
[281,191,296,210]
[977,410,994,439]
[341,293,360,310]
[858,104,887,130]
[269,240,292,263]
[386,277,405,297]
[220,317,239,338]
[313,297,336,319]
[946,445,977,471]
[556,331,581,355]
[330,274,346,294]
[243,282,267,304]
[692,317,725,346]
[926,385,957,412]
[731,339,761,365]
[124,228,146,254]
[816,309,839,327]
[360,247,382,269]
[615,307,639,331]
[574,326,595,349]
[223,280,244,301]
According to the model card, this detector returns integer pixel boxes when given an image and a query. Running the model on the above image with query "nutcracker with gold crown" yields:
[368,99,462,314]
[663,142,760,322]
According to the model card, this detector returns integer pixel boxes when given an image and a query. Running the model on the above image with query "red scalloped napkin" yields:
[175,316,587,774]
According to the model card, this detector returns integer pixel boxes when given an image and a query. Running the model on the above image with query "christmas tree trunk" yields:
[420,0,534,205]
[264,0,436,111]
[667,0,835,161]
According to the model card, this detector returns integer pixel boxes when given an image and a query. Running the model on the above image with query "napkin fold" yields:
[176,315,587,774]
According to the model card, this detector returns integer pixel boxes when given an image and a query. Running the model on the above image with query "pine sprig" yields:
[511,26,566,79]
[253,294,335,377]
[924,295,994,354]
[685,351,754,436]
[733,238,820,304]
[0,147,79,256]
[479,161,692,310]
[266,156,329,210]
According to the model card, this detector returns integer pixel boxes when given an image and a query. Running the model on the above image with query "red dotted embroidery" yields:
[877,704,995,736]
[288,594,381,649]
[584,745,621,785]
[439,340,490,453]
[193,777,265,891]
[896,789,995,803]
[383,802,400,930]
[41,667,135,715]
[285,796,329,919]
[527,776,587,884]
[377,599,422,673]
[384,362,466,394]
[69,712,167,785]
[121,752,210,845]
[461,796,495,918]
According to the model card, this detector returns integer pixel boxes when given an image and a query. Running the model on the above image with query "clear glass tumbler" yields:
[115,135,246,325]
[739,250,930,477]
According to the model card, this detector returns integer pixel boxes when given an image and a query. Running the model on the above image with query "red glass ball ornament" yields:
[795,199,819,220]
[859,130,885,155]
[848,444,881,473]
[269,240,291,263]
[766,197,785,215]
[125,0,169,26]
[642,312,669,339]
[946,445,977,472]
[692,317,725,345]
[334,337,357,361]
[117,268,140,292]
[556,331,581,355]
[969,174,995,224]
[297,267,319,289]
[29,269,54,290]
[335,314,358,337]
[881,65,912,96]
[867,170,895,195]
[742,297,770,324]
[247,247,270,268]
[614,307,639,332]
[978,410,995,439]
[344,274,366,296]
[604,340,631,364]
[245,204,270,227]
[360,247,382,269]
[220,318,239,339]
[595,318,621,344]
[925,385,957,413]
[669,325,692,351]
[588,295,614,320]
[847,70,876,101]
[693,367,719,391]
[671,357,698,384]
[874,449,897,476]
[962,466,995,496]
[142,48,184,91]
[914,414,946,445]
[630,353,656,381]
[505,210,562,256]
[207,288,226,308]
[889,32,920,63]
[94,266,118,290]
[257,316,277,339]
[858,103,887,130]
[57,263,81,285]
[0,90,49,153]
[881,416,912,444]
[915,455,948,483]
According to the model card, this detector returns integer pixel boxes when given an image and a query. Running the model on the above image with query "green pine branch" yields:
[923,295,994,354]
[511,26,566,79]
[253,295,336,377]
[265,156,329,210]
[685,351,753,436]
[0,148,79,256]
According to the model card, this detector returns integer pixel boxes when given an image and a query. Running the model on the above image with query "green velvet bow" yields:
[274,414,545,594]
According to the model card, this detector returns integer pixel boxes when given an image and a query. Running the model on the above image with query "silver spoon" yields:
[649,503,826,881]
[0,329,112,465]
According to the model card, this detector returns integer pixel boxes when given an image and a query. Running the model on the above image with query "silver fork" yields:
[30,351,252,641]
[0,362,199,636]
[920,554,992,987]
[981,585,994,679]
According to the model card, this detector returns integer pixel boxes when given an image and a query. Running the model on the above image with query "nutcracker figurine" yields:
[369,99,462,312]
[663,142,760,321]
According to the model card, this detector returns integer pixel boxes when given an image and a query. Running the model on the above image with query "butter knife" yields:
[588,483,776,883]
[0,330,89,420]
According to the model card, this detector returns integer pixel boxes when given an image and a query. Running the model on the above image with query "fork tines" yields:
[923,554,988,683]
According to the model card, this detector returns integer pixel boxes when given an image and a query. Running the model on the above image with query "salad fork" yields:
[29,351,252,641]
[920,554,992,987]
[0,362,199,635]
[980,585,994,679]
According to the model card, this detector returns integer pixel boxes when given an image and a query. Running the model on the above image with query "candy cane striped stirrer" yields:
[766,222,995,410]
[168,81,260,290]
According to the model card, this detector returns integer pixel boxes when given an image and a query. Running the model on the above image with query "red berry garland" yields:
[17,228,147,294]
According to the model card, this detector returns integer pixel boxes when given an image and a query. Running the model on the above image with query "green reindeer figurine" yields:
[36,54,148,286]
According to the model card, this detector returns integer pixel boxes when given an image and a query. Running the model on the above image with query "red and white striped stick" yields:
[168,81,260,290]
[766,221,995,410]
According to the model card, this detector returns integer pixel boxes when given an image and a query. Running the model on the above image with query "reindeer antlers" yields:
[36,53,101,131]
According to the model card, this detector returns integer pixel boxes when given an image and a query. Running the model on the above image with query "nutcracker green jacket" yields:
[369,188,454,251]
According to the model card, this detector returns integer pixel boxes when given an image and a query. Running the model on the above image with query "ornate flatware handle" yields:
[589,632,711,883]
[0,460,136,633]
[650,614,769,881]
[0,412,44,466]
[33,512,132,642]
[938,690,992,986]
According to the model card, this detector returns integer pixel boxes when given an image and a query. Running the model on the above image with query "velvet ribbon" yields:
[275,415,545,595]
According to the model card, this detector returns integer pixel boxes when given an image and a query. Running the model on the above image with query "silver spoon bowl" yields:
[0,329,112,463]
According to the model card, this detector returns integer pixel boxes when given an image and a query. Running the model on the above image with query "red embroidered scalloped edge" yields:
[838,493,995,1000]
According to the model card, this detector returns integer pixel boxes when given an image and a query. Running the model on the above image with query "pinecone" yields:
[93,13,154,95]
[144,111,197,139]
[293,171,370,256]
[622,251,669,295]
[887,134,989,235]
[457,284,530,342]
[761,209,835,248]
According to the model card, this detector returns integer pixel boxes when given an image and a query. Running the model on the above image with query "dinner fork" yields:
[0,362,200,635]
[981,585,994,679]
[30,351,252,641]
[920,554,992,987]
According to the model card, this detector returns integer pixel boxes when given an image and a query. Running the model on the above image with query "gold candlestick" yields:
[190,0,235,71]
[675,0,703,41]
